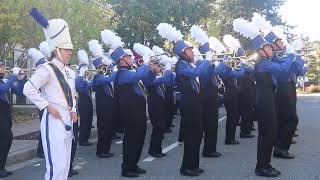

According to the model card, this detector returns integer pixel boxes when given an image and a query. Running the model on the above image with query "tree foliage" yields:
[0,0,115,66]
[106,0,217,48]
[213,0,286,47]
[1,0,288,66]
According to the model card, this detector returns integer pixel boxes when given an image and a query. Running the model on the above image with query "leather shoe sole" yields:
[122,171,139,178]
[202,152,222,158]
[180,169,199,176]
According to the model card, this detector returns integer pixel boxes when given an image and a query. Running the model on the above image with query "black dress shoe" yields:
[202,152,222,158]
[170,124,175,128]
[164,129,172,133]
[112,134,121,140]
[79,141,93,146]
[122,170,139,178]
[240,133,255,138]
[293,133,299,137]
[4,169,12,176]
[291,139,297,144]
[255,168,280,177]
[36,152,45,159]
[0,170,8,178]
[180,169,199,176]
[96,152,114,158]
[133,166,146,174]
[68,168,78,177]
[273,148,295,159]
[193,168,204,174]
[148,152,167,158]
[225,140,240,145]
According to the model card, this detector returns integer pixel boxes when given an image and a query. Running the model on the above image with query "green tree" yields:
[0,0,115,66]
[213,0,286,47]
[106,0,217,48]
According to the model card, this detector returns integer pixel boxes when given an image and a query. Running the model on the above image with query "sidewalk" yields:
[7,115,98,166]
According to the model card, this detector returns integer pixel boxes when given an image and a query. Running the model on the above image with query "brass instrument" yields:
[84,69,100,80]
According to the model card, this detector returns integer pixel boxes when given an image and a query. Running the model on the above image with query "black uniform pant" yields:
[275,83,298,151]
[176,100,184,142]
[0,102,13,170]
[223,93,239,141]
[96,96,115,155]
[239,92,254,135]
[37,110,44,155]
[256,90,278,169]
[78,94,93,143]
[70,121,78,169]
[180,94,203,170]
[114,107,124,133]
[201,88,219,154]
[148,96,166,154]
[165,87,175,129]
[121,96,147,171]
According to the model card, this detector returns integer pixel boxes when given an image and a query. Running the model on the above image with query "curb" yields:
[7,128,98,167]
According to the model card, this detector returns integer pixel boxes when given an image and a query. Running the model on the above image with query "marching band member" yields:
[28,46,48,158]
[158,23,212,176]
[265,32,307,159]
[235,48,256,138]
[214,54,245,145]
[191,25,222,158]
[89,39,115,158]
[0,64,25,178]
[25,8,77,180]
[103,30,157,177]
[76,50,94,147]
[137,45,171,158]
[152,46,176,133]
[223,35,256,138]
[234,17,293,177]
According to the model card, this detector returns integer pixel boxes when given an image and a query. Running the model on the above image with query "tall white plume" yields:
[101,29,123,49]
[88,39,104,58]
[77,50,89,65]
[152,45,165,55]
[28,48,45,65]
[39,41,51,58]
[133,43,154,64]
[157,23,183,43]
[209,37,226,53]
[190,25,209,45]
[223,35,241,52]
[291,38,304,51]
[233,18,260,39]
[272,26,287,42]
[251,12,272,34]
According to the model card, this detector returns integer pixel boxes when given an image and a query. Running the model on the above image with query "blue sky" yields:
[279,0,320,41]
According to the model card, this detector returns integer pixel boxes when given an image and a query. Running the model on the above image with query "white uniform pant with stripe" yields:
[41,107,73,180]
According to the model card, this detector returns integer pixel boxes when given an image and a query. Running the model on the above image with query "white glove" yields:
[12,67,21,76]
[214,60,220,67]
[240,58,246,64]
[79,67,87,77]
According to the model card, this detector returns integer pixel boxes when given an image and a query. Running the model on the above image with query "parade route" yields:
[5,95,320,180]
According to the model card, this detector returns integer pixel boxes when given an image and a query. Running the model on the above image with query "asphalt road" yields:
[6,95,320,180]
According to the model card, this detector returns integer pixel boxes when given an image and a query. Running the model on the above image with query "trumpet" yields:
[84,69,101,78]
